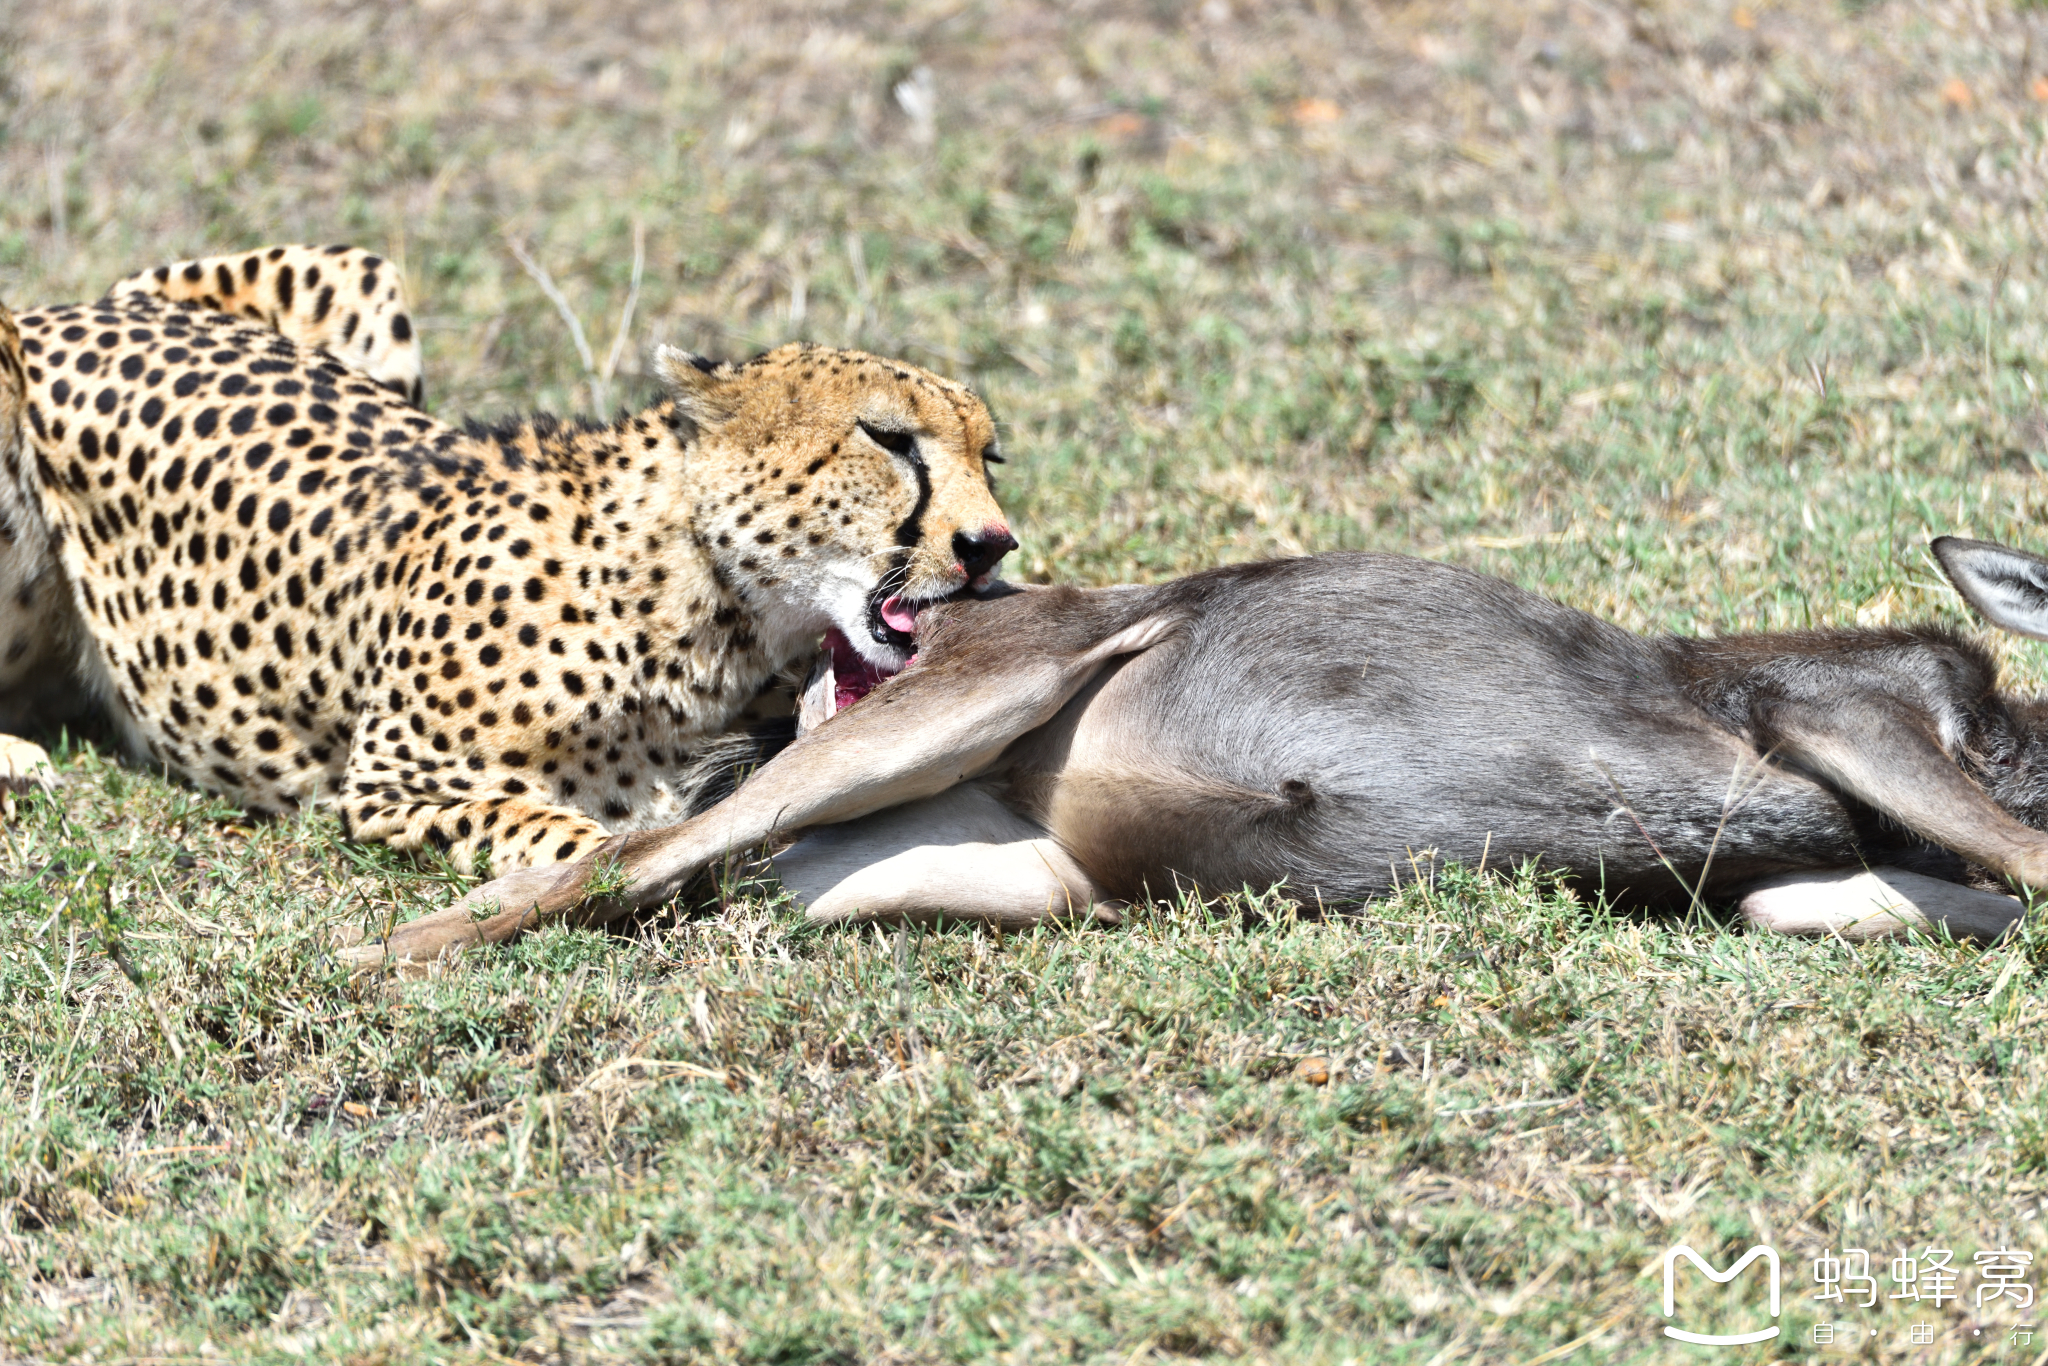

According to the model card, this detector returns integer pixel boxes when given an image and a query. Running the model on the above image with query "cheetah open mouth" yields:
[867,589,924,655]
[825,625,906,710]
[806,579,1006,727]
[807,586,974,724]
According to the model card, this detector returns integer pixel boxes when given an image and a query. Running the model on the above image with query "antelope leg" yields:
[341,591,1179,969]
[1757,695,2048,889]
[1739,865,2024,941]
[774,779,1116,928]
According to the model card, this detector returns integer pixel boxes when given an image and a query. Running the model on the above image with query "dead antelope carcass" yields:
[347,537,2048,967]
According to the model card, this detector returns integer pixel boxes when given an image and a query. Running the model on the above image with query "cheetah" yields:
[0,244,1015,878]
[0,245,427,762]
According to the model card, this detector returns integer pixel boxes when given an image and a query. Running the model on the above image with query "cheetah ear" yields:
[653,345,738,433]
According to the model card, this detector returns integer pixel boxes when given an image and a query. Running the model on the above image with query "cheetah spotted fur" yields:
[107,243,427,407]
[0,244,1015,877]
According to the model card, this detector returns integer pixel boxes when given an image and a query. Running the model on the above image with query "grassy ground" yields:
[4,0,2048,1360]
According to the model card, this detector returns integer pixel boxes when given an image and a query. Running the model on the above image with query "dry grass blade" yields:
[596,217,646,412]
[506,235,597,389]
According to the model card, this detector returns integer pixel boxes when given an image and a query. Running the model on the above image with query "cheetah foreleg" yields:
[346,794,612,878]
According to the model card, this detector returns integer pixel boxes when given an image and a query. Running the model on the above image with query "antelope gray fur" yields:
[344,536,2048,968]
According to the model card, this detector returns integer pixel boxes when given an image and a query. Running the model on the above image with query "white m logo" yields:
[1662,1244,1781,1346]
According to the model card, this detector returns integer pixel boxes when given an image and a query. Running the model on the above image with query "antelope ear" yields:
[1932,536,2048,640]
[653,346,738,430]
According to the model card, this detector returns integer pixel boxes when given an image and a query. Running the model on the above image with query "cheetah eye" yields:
[981,444,1005,465]
[857,420,917,458]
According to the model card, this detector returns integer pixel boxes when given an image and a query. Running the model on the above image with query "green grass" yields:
[6,1,2048,1361]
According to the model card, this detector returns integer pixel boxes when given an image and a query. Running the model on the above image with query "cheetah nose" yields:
[952,524,1017,580]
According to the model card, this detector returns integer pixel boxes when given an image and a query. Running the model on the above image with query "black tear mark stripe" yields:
[891,444,932,549]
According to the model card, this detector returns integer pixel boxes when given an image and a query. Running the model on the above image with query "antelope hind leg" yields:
[1739,865,2024,942]
[774,780,1117,929]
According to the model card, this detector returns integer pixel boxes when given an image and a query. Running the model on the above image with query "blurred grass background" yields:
[4,1,2048,1362]
[13,0,2048,622]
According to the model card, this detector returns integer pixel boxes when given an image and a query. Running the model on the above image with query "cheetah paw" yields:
[0,736,57,793]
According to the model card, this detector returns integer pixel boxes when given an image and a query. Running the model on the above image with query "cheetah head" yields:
[659,342,1014,672]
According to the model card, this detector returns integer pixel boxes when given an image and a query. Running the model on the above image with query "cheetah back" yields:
[107,244,424,407]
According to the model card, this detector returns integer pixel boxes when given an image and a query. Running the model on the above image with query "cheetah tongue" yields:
[879,594,920,636]
[826,629,899,710]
